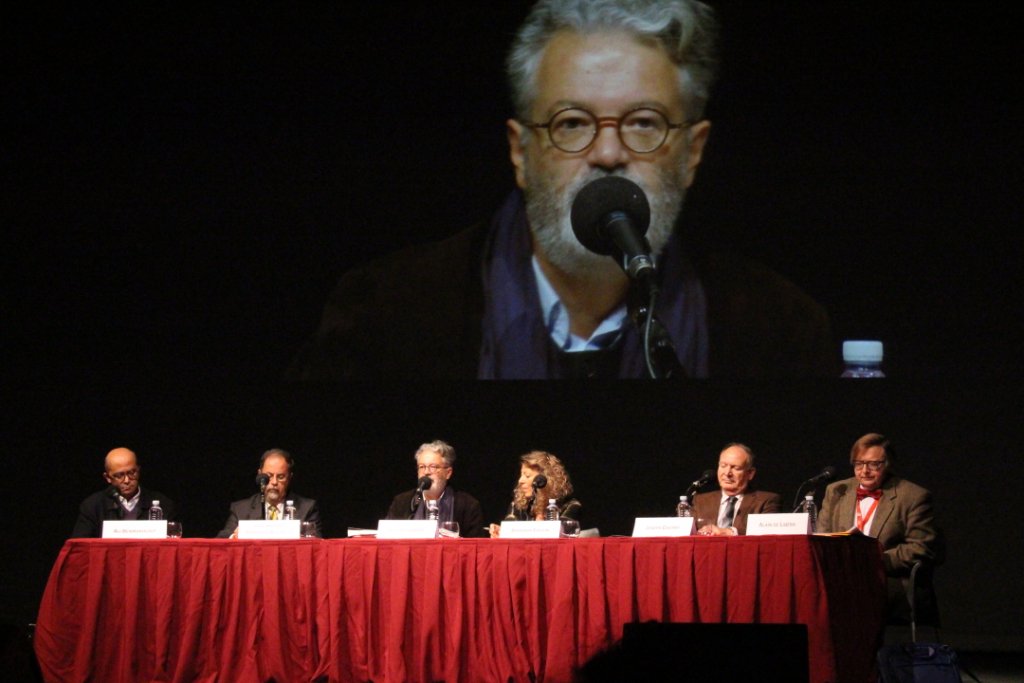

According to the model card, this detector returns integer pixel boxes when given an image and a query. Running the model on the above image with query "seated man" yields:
[288,0,834,380]
[818,433,943,622]
[693,443,781,536]
[385,440,487,538]
[71,447,177,537]
[217,448,322,538]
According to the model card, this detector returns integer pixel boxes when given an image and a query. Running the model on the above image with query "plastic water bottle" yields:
[676,495,693,518]
[545,498,559,521]
[284,500,296,520]
[841,340,886,378]
[426,499,439,521]
[148,500,163,521]
[801,494,817,533]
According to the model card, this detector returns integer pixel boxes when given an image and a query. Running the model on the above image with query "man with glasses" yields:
[289,0,833,379]
[385,440,487,537]
[217,448,322,538]
[818,433,943,621]
[71,447,177,537]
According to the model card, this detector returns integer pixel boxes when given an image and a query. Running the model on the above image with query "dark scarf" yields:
[478,190,708,378]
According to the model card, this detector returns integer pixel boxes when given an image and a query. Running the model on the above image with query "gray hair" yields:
[721,442,755,469]
[414,440,456,466]
[507,0,719,122]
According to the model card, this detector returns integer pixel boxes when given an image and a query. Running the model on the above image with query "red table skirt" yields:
[35,535,885,683]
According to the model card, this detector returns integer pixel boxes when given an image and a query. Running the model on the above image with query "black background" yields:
[4,0,1022,654]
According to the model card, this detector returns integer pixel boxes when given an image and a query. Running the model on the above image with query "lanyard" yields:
[855,497,880,532]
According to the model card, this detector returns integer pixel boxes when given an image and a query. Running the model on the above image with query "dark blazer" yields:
[71,486,177,538]
[692,489,782,535]
[216,493,322,538]
[386,487,487,539]
[818,475,944,622]
[287,221,836,380]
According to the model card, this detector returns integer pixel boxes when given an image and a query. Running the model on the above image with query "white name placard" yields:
[237,519,301,539]
[746,513,810,536]
[631,517,694,537]
[102,520,167,539]
[377,519,438,539]
[499,520,561,539]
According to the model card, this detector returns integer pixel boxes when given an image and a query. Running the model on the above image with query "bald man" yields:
[70,447,177,538]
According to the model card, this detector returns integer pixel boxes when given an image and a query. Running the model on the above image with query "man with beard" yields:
[385,440,487,538]
[288,0,834,379]
[217,448,322,538]
[71,447,178,537]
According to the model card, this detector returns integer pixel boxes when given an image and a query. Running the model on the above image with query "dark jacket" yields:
[71,486,177,538]
[288,218,835,380]
[386,488,487,539]
[217,493,322,538]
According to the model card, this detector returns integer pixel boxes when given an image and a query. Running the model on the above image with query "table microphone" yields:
[411,476,432,514]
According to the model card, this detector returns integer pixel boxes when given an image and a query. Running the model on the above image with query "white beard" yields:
[522,159,687,279]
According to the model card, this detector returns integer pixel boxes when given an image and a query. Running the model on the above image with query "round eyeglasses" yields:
[522,107,691,154]
[108,468,139,482]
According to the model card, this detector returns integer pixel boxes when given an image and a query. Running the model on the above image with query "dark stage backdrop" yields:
[4,0,1022,658]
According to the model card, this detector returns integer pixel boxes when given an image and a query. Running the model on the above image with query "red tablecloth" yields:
[35,535,885,683]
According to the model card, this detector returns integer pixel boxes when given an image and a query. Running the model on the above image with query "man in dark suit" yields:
[288,0,835,381]
[693,443,781,536]
[217,448,322,538]
[818,433,943,621]
[71,447,177,538]
[385,440,487,538]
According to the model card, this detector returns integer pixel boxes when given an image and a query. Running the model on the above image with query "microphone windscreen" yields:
[570,176,651,256]
[417,476,433,491]
[822,466,837,479]
[532,474,548,490]
[701,469,714,482]
[256,473,270,488]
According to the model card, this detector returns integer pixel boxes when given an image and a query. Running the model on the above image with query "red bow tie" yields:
[857,487,882,500]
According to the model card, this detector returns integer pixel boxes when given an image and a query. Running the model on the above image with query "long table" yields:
[35,535,885,683]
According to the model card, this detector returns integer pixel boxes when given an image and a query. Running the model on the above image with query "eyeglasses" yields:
[108,468,139,482]
[417,463,449,473]
[853,460,887,472]
[260,472,290,482]
[522,107,690,154]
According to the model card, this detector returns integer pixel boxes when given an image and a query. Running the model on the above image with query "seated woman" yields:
[490,450,581,537]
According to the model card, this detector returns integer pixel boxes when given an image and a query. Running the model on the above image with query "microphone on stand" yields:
[256,472,271,518]
[570,176,680,378]
[410,476,433,516]
[685,469,714,499]
[792,466,836,511]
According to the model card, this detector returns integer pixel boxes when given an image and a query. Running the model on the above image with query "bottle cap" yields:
[842,340,883,363]
[805,493,814,499]
[548,498,556,505]
[679,495,688,502]
[286,500,294,505]
[152,500,160,505]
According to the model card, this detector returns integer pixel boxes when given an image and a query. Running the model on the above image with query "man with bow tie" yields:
[818,433,944,622]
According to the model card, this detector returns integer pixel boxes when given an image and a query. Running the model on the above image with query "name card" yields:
[377,519,438,539]
[631,517,694,537]
[102,520,168,539]
[237,519,301,539]
[499,521,562,539]
[746,513,810,536]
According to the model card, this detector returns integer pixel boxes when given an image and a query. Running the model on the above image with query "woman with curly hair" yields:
[489,451,582,536]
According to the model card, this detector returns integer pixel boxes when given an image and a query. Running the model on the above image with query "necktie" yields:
[269,506,279,520]
[856,487,882,500]
[721,496,738,528]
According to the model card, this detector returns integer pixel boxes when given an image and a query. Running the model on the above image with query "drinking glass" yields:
[166,521,182,538]
[439,521,460,538]
[560,519,580,538]
[301,521,317,538]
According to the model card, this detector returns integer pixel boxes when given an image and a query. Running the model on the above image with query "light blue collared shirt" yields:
[531,256,628,352]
